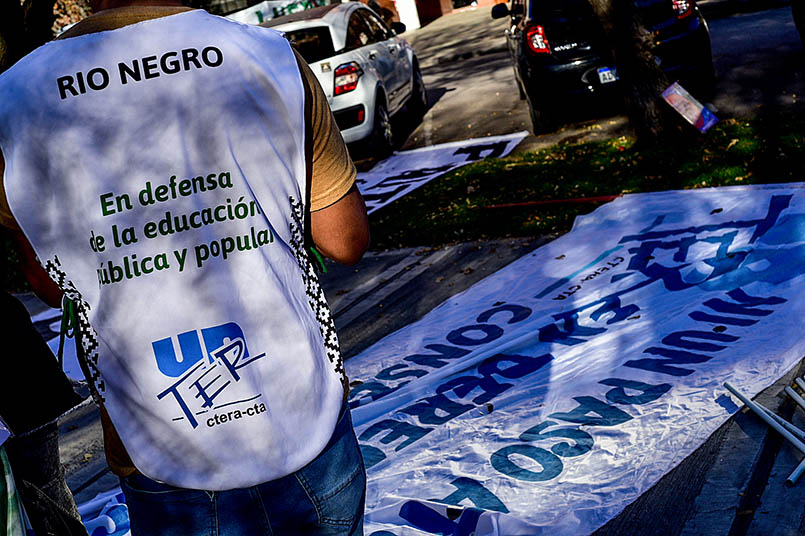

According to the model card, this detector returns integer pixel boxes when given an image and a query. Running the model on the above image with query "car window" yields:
[285,27,336,63]
[360,9,391,41]
[528,0,601,44]
[345,11,375,50]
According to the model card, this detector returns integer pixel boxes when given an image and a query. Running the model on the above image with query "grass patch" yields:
[369,111,805,250]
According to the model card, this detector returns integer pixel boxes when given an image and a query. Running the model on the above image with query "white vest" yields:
[0,10,345,490]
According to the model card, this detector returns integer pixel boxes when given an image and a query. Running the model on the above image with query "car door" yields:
[360,8,410,112]
[345,8,396,105]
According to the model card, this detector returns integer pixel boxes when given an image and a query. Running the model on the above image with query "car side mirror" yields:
[491,3,510,19]
[391,21,406,34]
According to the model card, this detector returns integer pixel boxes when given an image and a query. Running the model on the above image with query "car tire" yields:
[696,56,717,102]
[526,95,554,135]
[514,66,526,100]
[369,97,394,157]
[408,65,428,117]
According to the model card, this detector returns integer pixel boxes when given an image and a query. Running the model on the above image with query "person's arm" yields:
[311,184,369,265]
[12,229,63,308]
[0,150,63,308]
[296,49,370,265]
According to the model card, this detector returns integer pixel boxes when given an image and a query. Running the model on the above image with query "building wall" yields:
[414,0,453,25]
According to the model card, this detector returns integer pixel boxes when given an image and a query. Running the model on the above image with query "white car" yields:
[262,2,427,153]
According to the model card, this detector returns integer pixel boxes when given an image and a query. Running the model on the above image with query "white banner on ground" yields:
[357,132,528,214]
[346,184,805,536]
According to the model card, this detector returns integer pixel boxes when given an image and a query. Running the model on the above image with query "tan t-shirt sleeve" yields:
[294,50,357,212]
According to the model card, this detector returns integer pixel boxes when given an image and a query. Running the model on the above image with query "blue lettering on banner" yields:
[531,195,800,349]
[349,304,533,410]
[153,322,266,428]
[399,501,483,536]
[490,378,672,482]
[490,287,787,482]
[404,344,472,369]
[491,444,563,482]
[359,352,553,469]
[625,289,785,377]
[436,477,509,513]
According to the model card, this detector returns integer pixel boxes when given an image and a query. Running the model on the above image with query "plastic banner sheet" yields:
[357,132,528,214]
[346,184,805,535]
[79,488,129,536]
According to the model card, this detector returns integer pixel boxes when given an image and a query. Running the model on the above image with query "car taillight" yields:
[525,25,550,54]
[672,0,692,19]
[334,62,363,95]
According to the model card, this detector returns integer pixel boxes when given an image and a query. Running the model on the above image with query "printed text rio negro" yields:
[57,46,223,100]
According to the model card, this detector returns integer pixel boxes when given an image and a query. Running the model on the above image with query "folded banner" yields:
[346,184,805,536]
[357,132,528,214]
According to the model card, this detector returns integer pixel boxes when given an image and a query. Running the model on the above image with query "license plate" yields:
[598,67,618,84]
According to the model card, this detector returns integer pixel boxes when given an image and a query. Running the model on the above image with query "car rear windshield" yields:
[285,27,335,63]
[528,0,604,49]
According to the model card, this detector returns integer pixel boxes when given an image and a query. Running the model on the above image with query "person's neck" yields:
[94,0,185,12]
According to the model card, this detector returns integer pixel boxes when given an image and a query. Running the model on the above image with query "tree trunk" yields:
[587,0,685,146]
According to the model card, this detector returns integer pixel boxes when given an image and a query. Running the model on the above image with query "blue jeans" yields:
[120,406,366,535]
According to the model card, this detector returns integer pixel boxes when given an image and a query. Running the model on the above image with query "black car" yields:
[491,0,715,132]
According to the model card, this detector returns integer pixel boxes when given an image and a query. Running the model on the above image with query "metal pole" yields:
[787,457,805,487]
[784,386,805,414]
[758,402,805,444]
[724,382,805,455]
[786,378,805,486]
[725,382,805,486]
[794,377,805,395]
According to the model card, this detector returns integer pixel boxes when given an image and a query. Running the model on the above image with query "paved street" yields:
[710,5,803,118]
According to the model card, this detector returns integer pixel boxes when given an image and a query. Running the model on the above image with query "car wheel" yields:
[526,95,554,135]
[408,65,428,117]
[514,66,526,100]
[369,97,394,157]
[696,57,717,101]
